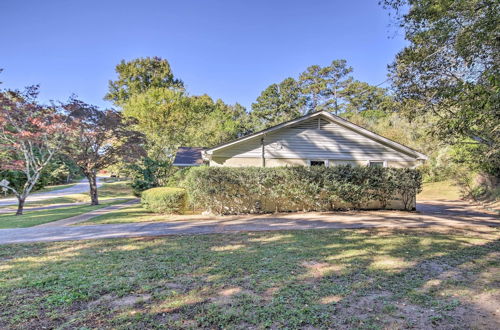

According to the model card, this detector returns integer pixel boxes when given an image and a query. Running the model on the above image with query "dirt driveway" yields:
[0,199,497,245]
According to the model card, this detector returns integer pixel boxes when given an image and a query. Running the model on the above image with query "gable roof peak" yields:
[204,110,427,160]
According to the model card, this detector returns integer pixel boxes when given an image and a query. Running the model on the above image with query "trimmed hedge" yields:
[183,166,422,214]
[141,187,187,214]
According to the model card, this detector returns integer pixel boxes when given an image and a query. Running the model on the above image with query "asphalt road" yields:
[0,177,104,207]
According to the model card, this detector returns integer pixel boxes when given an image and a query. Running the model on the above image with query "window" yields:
[309,160,326,167]
[368,161,385,168]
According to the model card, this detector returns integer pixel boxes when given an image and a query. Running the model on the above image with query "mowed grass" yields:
[79,204,157,225]
[418,180,461,201]
[0,199,132,229]
[5,181,135,208]
[0,182,135,228]
[0,228,498,329]
[79,204,201,225]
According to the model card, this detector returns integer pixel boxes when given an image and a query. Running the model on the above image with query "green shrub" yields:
[183,166,422,214]
[127,157,171,196]
[141,187,187,214]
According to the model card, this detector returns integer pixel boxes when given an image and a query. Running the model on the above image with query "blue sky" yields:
[0,0,405,109]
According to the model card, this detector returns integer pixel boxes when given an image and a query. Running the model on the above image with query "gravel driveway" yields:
[0,199,497,245]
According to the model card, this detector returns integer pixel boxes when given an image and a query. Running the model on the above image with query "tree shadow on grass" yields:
[0,228,498,329]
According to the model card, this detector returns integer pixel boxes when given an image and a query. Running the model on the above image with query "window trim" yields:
[307,159,330,167]
[367,160,387,167]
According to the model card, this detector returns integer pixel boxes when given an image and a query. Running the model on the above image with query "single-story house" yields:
[173,110,427,168]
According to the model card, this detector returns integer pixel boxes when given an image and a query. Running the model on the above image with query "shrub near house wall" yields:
[141,187,187,214]
[183,166,422,214]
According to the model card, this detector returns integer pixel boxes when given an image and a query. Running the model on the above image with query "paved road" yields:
[0,178,104,207]
[0,200,497,245]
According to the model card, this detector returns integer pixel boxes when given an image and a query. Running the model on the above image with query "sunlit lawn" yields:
[1,181,135,209]
[0,228,498,329]
[79,204,157,225]
[79,204,195,225]
[0,182,136,228]
[418,180,461,201]
[0,199,131,229]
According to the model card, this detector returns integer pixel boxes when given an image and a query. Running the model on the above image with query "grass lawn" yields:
[0,228,498,329]
[1,181,135,209]
[0,199,132,229]
[79,205,204,225]
[79,204,157,225]
[418,180,461,201]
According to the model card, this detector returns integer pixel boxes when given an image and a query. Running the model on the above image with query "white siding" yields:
[214,118,417,161]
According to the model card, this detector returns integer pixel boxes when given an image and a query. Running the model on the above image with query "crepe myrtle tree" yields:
[62,98,145,205]
[0,86,68,215]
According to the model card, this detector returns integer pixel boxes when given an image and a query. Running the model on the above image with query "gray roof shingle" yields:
[172,147,204,166]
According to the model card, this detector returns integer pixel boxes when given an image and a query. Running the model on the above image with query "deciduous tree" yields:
[382,0,500,175]
[0,87,67,215]
[105,57,184,106]
[62,99,145,205]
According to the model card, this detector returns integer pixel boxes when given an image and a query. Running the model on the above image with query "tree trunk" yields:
[87,172,99,205]
[16,197,25,216]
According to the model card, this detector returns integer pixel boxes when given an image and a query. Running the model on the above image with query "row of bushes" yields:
[141,166,422,214]
[141,187,186,214]
[183,166,422,213]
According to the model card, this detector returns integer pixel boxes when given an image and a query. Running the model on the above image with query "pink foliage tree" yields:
[0,86,68,215]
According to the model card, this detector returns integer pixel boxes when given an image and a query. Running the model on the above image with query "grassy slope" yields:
[80,205,165,225]
[0,200,130,229]
[79,206,202,226]
[4,181,135,208]
[0,182,135,228]
[0,228,498,329]
[418,180,461,201]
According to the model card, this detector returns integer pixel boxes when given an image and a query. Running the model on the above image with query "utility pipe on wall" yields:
[261,136,266,167]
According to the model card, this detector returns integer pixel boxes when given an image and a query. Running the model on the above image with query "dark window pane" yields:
[369,161,384,167]
[310,160,326,167]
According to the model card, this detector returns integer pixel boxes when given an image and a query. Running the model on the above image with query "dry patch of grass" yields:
[418,180,462,201]
[77,204,204,225]
[19,181,135,208]
[0,227,498,329]
[0,199,129,229]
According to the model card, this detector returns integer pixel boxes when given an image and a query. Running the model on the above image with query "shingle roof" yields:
[172,147,205,166]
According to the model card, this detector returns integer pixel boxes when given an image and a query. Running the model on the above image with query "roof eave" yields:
[172,163,203,167]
